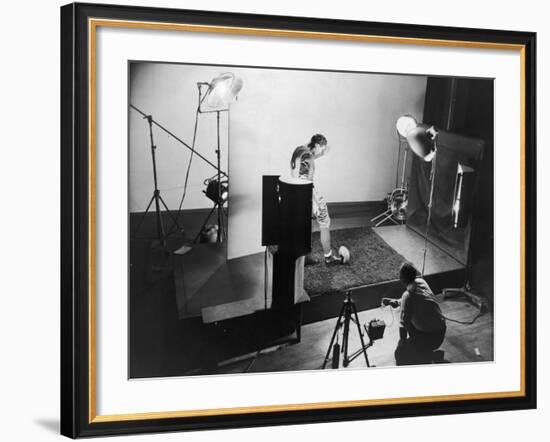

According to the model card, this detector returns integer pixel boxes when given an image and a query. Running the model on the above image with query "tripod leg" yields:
[152,191,166,244]
[132,195,155,238]
[375,211,397,227]
[193,204,218,243]
[158,193,183,233]
[370,209,390,223]
[351,302,371,367]
[221,204,227,240]
[342,303,352,367]
[322,303,346,369]
[217,202,223,243]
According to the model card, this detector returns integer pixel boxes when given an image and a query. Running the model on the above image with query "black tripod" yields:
[132,114,183,245]
[322,291,372,369]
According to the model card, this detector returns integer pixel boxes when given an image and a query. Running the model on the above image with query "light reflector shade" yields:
[205,73,243,108]
[396,114,418,137]
[406,126,436,162]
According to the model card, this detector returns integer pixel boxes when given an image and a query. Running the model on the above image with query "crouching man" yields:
[394,262,446,365]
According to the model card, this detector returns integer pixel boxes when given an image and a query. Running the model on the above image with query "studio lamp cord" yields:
[381,294,487,326]
[380,304,397,327]
[442,308,485,325]
[169,106,201,233]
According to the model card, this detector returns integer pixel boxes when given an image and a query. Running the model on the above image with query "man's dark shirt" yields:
[400,277,446,333]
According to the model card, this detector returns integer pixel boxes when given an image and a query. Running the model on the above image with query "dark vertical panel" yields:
[278,180,312,256]
[261,175,281,246]
[414,77,494,301]
[457,80,494,302]
[422,77,454,129]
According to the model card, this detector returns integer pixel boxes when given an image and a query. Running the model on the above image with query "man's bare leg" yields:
[321,227,343,265]
[305,227,336,266]
[320,227,332,255]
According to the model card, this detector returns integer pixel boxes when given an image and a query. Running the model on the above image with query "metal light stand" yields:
[129,104,226,245]
[371,133,409,227]
[421,147,437,276]
[193,83,229,243]
[193,198,227,243]
[322,291,372,369]
[132,114,184,246]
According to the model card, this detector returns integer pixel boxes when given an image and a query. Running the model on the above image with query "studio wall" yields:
[129,63,231,212]
[129,62,427,258]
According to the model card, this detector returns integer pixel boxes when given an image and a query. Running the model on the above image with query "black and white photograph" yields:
[128,61,495,378]
[0,0,543,439]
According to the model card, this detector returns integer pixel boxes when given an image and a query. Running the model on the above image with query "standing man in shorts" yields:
[290,134,344,266]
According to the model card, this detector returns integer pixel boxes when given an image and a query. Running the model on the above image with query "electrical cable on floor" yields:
[380,304,397,327]
[436,293,487,325]
[382,296,485,327]
[442,309,485,325]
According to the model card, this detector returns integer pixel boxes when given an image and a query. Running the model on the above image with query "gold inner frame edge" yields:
[87,18,527,424]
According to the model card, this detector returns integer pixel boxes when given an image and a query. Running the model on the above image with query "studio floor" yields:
[129,201,494,378]
[214,293,494,375]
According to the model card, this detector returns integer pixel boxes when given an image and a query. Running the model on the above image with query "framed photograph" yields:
[60,2,536,438]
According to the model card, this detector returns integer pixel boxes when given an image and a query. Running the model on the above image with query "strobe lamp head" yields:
[396,114,418,138]
[203,73,243,109]
[204,179,229,205]
[396,115,438,162]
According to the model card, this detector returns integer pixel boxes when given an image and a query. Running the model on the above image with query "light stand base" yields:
[132,190,185,246]
[370,209,401,227]
[193,201,226,244]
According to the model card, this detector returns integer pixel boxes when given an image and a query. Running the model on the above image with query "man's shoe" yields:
[324,252,343,266]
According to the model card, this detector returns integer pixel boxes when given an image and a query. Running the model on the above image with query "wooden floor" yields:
[214,294,493,374]
[129,202,493,378]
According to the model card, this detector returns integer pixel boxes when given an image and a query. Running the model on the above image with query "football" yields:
[338,245,351,264]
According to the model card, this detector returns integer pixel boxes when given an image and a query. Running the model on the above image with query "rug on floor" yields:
[304,226,406,296]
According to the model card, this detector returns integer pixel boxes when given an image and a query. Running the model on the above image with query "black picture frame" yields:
[60,2,537,438]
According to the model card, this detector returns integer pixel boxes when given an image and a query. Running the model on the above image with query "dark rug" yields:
[304,226,406,296]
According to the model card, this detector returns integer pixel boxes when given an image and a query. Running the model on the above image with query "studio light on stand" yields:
[370,114,417,227]
[129,102,228,254]
[396,115,438,276]
[199,73,243,111]
[204,179,229,204]
[396,115,487,313]
[193,72,243,243]
[195,178,230,243]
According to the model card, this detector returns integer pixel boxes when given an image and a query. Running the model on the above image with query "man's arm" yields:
[399,291,411,340]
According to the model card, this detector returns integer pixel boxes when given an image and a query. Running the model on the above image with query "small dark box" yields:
[367,319,386,341]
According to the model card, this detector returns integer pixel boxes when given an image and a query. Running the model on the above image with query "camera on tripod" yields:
[322,291,387,369]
